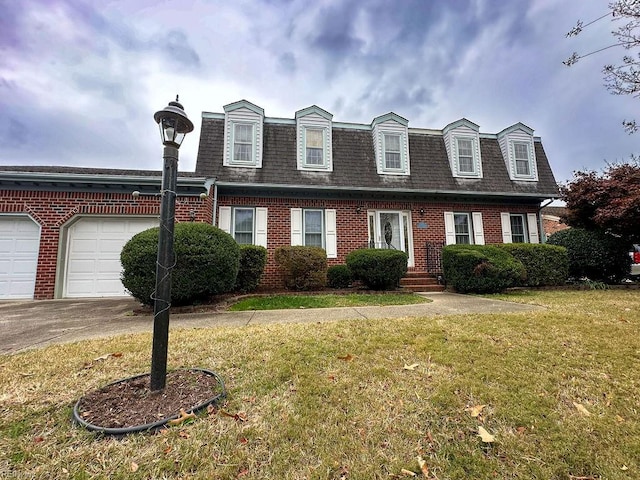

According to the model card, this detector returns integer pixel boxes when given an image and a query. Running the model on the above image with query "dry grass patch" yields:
[1,291,639,479]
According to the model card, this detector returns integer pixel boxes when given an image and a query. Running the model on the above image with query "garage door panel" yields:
[65,217,157,297]
[0,216,40,299]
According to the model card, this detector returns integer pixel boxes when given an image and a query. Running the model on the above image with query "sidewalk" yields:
[0,292,544,354]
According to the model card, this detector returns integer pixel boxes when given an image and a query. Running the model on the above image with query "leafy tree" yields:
[564,1,640,132]
[560,158,640,244]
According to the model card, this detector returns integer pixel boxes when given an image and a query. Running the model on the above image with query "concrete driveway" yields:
[0,292,544,354]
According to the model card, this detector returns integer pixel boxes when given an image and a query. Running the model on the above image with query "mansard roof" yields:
[195,116,558,200]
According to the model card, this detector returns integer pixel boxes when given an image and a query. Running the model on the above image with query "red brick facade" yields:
[0,189,212,299]
[216,194,539,288]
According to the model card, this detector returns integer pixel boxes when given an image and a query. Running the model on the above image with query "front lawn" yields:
[228,293,430,310]
[1,290,639,479]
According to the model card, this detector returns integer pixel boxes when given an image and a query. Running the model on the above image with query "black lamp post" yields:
[150,96,194,391]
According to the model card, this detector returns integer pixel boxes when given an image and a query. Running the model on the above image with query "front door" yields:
[368,210,414,267]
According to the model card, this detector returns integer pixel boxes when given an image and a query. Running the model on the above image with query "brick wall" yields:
[542,215,570,238]
[0,189,212,299]
[217,195,540,288]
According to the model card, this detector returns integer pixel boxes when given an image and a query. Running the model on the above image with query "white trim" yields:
[255,207,268,248]
[527,213,539,244]
[500,212,512,243]
[472,212,485,245]
[444,212,456,245]
[290,208,303,246]
[325,209,337,258]
[218,206,232,233]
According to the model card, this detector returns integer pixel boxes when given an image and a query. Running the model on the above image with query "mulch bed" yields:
[76,369,223,430]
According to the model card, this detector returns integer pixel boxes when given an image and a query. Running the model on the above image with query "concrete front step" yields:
[400,272,444,292]
[402,284,445,292]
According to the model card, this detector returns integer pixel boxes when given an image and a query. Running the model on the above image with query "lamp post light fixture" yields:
[150,96,194,391]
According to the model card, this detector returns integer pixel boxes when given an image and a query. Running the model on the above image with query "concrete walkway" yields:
[0,292,544,354]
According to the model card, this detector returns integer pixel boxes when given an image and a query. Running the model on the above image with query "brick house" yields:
[0,99,558,300]
[196,100,558,288]
[541,206,570,238]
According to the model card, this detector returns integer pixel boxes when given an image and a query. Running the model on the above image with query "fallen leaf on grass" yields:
[167,408,196,426]
[178,430,190,439]
[93,352,123,362]
[616,415,625,423]
[33,436,45,443]
[417,456,429,477]
[478,426,495,443]
[220,410,248,422]
[573,402,591,416]
[338,354,354,361]
[130,462,139,472]
[465,404,486,417]
[206,404,218,416]
[403,363,419,370]
[237,468,249,478]
[400,468,417,477]
[621,465,628,471]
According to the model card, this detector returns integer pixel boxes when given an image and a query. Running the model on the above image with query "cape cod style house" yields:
[0,99,558,300]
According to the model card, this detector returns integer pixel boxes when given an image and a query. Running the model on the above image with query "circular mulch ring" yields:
[73,368,226,435]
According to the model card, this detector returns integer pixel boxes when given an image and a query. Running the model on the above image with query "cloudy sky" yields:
[1,0,637,183]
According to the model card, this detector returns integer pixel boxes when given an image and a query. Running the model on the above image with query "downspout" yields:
[538,198,555,243]
[206,177,218,226]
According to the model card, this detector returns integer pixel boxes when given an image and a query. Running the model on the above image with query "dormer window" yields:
[443,119,482,178]
[305,128,325,166]
[372,113,410,176]
[384,134,402,169]
[233,123,254,163]
[456,138,475,173]
[514,142,531,176]
[223,100,264,168]
[296,106,333,171]
[497,123,538,181]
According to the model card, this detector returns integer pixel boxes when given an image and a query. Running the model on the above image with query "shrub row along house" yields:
[0,99,558,300]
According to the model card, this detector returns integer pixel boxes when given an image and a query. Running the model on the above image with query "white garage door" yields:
[0,216,41,299]
[65,217,158,297]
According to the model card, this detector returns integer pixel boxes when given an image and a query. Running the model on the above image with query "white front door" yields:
[368,210,414,267]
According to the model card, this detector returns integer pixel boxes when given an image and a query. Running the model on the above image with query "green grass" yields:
[1,290,639,479]
[228,293,430,310]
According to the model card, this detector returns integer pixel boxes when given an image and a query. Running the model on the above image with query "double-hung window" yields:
[509,214,527,243]
[233,124,254,163]
[457,138,474,173]
[233,208,254,244]
[305,128,324,166]
[303,209,324,247]
[384,134,402,170]
[514,142,531,176]
[454,213,472,244]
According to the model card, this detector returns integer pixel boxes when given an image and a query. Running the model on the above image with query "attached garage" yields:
[63,216,158,297]
[0,215,41,299]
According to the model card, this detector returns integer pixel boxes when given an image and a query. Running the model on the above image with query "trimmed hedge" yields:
[327,264,353,289]
[442,244,526,293]
[497,243,569,286]
[547,228,631,283]
[121,222,240,306]
[345,249,408,290]
[274,246,327,290]
[234,244,268,293]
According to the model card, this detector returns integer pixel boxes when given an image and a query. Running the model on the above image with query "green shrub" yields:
[547,228,631,283]
[234,245,268,293]
[274,246,327,290]
[327,265,353,289]
[497,243,569,286]
[121,222,240,306]
[442,245,526,294]
[345,249,408,290]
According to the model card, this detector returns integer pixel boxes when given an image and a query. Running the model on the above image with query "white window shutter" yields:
[527,213,540,244]
[291,208,303,246]
[255,207,268,248]
[500,212,512,243]
[325,209,337,258]
[472,212,485,245]
[444,212,456,245]
[218,206,231,233]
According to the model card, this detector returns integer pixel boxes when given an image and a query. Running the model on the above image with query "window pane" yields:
[234,208,254,244]
[306,129,323,148]
[514,143,530,175]
[510,215,526,243]
[385,152,401,169]
[304,210,323,247]
[454,213,471,244]
[234,144,251,162]
[235,124,253,143]
[306,147,323,165]
[385,134,400,152]
[457,139,474,172]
